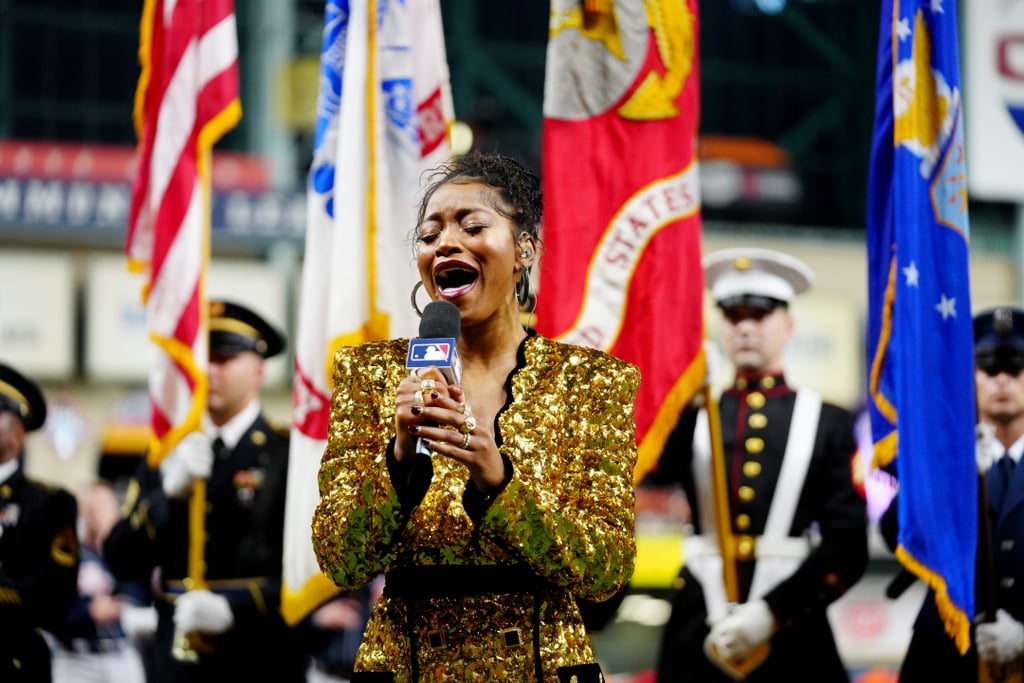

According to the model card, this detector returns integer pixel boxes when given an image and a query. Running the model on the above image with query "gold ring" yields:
[420,379,436,393]
[459,402,468,415]
[410,368,422,379]
[414,391,424,406]
[460,432,471,449]
[460,415,476,434]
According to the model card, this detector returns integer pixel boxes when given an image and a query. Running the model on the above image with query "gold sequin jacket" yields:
[312,333,639,682]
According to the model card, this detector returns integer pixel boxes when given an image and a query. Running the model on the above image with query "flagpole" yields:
[975,472,1009,683]
[173,144,213,664]
[703,378,770,673]
[702,383,738,601]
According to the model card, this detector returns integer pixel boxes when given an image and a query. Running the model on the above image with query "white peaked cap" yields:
[702,247,815,305]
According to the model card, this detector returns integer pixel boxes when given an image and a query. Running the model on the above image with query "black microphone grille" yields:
[419,300,461,340]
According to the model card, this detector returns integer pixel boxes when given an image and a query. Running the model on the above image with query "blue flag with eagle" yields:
[867,0,975,654]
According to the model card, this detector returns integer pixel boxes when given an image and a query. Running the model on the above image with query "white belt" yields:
[682,534,812,561]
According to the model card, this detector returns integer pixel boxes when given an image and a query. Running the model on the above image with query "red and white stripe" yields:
[127,0,240,465]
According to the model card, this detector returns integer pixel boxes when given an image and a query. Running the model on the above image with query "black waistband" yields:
[383,564,550,599]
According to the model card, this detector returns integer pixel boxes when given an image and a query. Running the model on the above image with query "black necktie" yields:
[212,436,229,460]
[1000,453,1016,480]
[993,454,1017,512]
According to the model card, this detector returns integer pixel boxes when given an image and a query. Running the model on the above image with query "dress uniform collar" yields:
[0,458,17,487]
[203,400,262,451]
[731,372,787,393]
[1006,433,1024,465]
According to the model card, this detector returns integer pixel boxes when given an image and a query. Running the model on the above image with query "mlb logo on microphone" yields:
[407,338,456,369]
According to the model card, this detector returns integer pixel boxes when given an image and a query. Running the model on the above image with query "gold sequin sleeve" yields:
[477,339,640,602]
[311,340,409,591]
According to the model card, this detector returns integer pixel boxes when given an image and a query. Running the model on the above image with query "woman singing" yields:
[311,150,640,681]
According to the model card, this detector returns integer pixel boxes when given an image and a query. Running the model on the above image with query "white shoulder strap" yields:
[692,408,716,537]
[762,389,822,539]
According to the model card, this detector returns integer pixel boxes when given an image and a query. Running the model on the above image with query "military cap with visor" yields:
[0,362,47,432]
[974,307,1024,376]
[702,247,815,312]
[209,300,286,359]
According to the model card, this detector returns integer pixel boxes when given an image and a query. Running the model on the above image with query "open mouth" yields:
[435,263,479,297]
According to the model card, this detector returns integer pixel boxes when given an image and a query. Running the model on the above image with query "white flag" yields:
[281,0,453,625]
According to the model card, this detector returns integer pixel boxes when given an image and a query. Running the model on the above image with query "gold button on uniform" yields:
[746,392,766,409]
[745,437,764,454]
[748,413,767,429]
[762,376,776,389]
[738,486,755,502]
[735,513,751,530]
[251,431,267,446]
[743,461,762,477]
[736,377,748,390]
[736,535,755,560]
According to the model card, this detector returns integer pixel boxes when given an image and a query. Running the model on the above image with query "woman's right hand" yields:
[393,367,450,463]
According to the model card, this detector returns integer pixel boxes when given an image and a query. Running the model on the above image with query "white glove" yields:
[160,433,213,498]
[120,604,158,641]
[704,600,776,663]
[173,590,234,635]
[977,422,999,474]
[702,339,724,389]
[976,609,1024,664]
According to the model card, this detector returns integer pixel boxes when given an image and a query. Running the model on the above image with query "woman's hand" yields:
[393,370,505,494]
[394,367,448,464]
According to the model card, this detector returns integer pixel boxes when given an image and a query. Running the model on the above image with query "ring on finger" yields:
[459,415,476,434]
[414,391,424,406]
[460,432,471,449]
[420,379,436,393]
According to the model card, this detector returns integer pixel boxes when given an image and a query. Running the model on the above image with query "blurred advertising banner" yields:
[0,250,75,379]
[0,140,269,190]
[964,1,1024,201]
[84,254,289,387]
[0,140,304,239]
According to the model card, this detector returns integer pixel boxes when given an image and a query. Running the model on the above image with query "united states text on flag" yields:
[126,0,241,465]
[867,0,975,653]
[281,0,453,625]
[536,0,704,481]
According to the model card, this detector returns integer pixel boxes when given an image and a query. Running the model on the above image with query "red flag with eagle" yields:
[126,0,241,465]
[536,0,704,480]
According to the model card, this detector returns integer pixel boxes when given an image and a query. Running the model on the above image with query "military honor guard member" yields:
[0,362,80,682]
[104,301,307,683]
[51,480,150,683]
[646,248,868,682]
[882,307,1024,681]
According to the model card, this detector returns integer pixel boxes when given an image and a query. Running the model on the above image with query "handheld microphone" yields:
[407,300,463,387]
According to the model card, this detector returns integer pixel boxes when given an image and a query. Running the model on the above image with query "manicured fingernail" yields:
[411,406,422,415]
[430,391,440,399]
[408,425,420,434]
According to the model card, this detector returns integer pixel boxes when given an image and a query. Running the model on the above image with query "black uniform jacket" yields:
[647,373,868,683]
[881,454,1024,683]
[104,413,306,683]
[0,463,79,682]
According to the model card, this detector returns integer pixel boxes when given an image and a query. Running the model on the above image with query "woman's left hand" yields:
[413,384,505,495]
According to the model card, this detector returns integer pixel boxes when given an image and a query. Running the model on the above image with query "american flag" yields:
[126,0,241,465]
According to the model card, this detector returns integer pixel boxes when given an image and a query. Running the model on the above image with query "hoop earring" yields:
[515,268,533,311]
[410,281,427,317]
